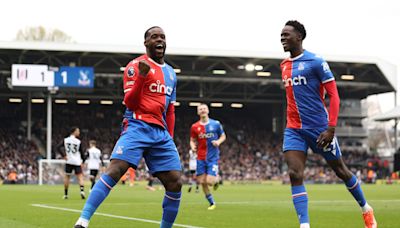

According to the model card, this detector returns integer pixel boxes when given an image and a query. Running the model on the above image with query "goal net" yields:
[38,159,109,185]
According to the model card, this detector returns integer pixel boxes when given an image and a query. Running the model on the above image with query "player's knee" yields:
[105,166,125,182]
[288,169,303,182]
[334,166,352,180]
[175,179,183,191]
[166,177,182,192]
[206,179,215,186]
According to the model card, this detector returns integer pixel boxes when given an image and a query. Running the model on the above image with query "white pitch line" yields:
[31,204,204,228]
[47,199,400,207]
[216,199,400,205]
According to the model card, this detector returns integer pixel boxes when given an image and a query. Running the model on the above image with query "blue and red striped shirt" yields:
[190,119,224,161]
[281,50,337,129]
[123,55,177,133]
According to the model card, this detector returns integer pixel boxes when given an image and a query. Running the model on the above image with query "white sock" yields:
[300,223,310,228]
[361,202,372,213]
[75,217,89,227]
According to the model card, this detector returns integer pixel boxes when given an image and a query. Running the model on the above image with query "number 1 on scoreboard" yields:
[61,71,67,84]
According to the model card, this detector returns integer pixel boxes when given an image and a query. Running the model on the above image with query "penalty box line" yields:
[31,204,204,228]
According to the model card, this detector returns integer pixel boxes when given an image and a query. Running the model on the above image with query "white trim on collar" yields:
[147,57,166,67]
[289,53,304,61]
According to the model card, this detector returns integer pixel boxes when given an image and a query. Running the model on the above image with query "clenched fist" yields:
[138,60,151,77]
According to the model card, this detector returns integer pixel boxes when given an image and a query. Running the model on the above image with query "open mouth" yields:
[155,44,164,50]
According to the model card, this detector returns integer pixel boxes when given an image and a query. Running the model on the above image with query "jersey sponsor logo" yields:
[199,132,215,139]
[283,75,307,87]
[149,80,173,95]
[321,62,331,73]
[127,67,135,78]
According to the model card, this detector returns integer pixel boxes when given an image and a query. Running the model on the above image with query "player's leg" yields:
[75,159,130,228]
[204,162,218,209]
[284,150,309,227]
[188,170,195,192]
[196,160,214,208]
[283,128,310,228]
[129,167,135,187]
[145,127,183,228]
[198,173,209,194]
[211,164,220,191]
[195,172,200,193]
[307,128,376,228]
[76,173,85,199]
[205,174,217,210]
[326,158,377,228]
[89,170,98,189]
[154,171,182,228]
[63,174,70,199]
[75,119,156,228]
[206,174,217,186]
[89,170,95,189]
[120,171,128,185]
[146,174,156,191]
[63,164,72,199]
[76,166,85,199]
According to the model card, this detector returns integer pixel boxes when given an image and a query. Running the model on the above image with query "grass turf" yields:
[0,182,398,227]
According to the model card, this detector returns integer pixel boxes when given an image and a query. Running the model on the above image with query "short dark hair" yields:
[285,20,306,40]
[144,26,161,39]
[89,140,96,146]
[70,126,79,134]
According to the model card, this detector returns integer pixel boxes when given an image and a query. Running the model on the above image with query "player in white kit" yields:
[188,149,199,193]
[58,127,86,199]
[85,140,105,190]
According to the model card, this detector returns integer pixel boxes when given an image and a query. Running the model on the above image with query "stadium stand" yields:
[0,102,386,185]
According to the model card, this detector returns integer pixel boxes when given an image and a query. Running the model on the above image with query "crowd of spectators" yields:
[0,129,40,184]
[0,103,392,185]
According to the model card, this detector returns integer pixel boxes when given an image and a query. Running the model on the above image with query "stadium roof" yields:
[374,106,400,121]
[0,41,396,103]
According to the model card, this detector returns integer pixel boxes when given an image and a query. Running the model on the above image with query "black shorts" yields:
[90,169,99,177]
[190,170,196,174]
[65,164,82,175]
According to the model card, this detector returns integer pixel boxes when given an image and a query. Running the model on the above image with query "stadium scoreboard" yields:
[55,66,94,88]
[11,64,94,90]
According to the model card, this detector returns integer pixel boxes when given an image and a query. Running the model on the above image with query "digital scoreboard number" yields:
[54,67,94,88]
[11,64,54,87]
[11,64,94,90]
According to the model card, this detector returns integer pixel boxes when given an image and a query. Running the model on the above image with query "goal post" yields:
[38,159,110,185]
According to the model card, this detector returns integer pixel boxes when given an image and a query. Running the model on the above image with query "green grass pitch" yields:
[0,182,398,227]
